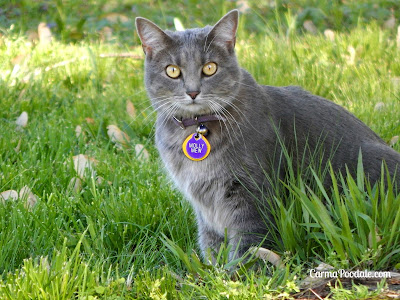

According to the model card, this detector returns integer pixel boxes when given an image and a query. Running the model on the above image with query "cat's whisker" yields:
[209,99,246,146]
[205,100,239,149]
[124,96,176,128]
[148,102,180,140]
[139,98,176,128]
[201,95,246,144]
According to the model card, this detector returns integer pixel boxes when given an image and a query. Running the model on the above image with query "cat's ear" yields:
[135,17,171,56]
[207,10,239,52]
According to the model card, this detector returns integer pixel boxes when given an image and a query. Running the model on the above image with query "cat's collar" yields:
[172,115,226,130]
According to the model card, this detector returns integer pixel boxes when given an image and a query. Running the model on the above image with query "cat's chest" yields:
[155,125,229,199]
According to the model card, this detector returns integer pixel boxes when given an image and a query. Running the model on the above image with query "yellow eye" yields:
[166,65,181,78]
[202,62,217,76]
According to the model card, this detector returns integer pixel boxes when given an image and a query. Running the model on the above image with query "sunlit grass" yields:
[0,1,399,298]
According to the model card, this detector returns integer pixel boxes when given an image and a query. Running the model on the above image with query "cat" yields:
[135,10,400,261]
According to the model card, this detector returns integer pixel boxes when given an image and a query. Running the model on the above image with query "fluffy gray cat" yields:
[136,10,400,261]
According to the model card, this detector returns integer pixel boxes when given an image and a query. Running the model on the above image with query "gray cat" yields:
[136,10,400,261]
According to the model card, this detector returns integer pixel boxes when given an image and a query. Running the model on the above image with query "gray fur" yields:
[136,10,400,260]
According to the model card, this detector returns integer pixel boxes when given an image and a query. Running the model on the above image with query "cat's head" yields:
[136,10,241,119]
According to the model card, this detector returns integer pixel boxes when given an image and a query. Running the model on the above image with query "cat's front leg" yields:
[228,226,268,261]
[196,213,225,263]
[225,201,270,261]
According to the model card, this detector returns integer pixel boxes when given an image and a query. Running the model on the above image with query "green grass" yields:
[1,1,400,299]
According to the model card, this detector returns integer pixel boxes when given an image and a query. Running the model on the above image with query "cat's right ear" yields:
[207,10,239,53]
[135,17,170,57]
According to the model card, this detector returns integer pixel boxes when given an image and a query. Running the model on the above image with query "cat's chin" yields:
[174,103,213,118]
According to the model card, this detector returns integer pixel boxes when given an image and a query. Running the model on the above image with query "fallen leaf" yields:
[85,117,95,124]
[250,247,283,268]
[14,139,21,153]
[324,29,335,41]
[107,125,130,148]
[16,111,28,128]
[72,154,97,179]
[0,190,18,203]
[374,102,385,111]
[75,125,83,138]
[303,20,317,34]
[390,136,399,147]
[135,144,150,161]
[126,101,136,118]
[346,46,356,65]
[397,26,400,50]
[68,177,82,193]
[96,176,112,185]
[104,13,129,23]
[19,186,38,209]
[12,54,26,65]
[38,22,52,44]
[237,0,251,14]
[173,18,185,31]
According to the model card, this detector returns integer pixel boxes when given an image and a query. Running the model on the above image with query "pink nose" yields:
[187,91,200,100]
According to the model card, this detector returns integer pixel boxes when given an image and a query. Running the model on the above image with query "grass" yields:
[1,0,400,299]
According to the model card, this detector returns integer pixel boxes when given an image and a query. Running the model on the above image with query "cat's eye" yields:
[166,65,181,78]
[202,62,217,76]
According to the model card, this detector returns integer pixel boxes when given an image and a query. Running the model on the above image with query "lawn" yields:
[1,0,400,299]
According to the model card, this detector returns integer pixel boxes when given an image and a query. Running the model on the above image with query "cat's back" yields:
[262,84,383,144]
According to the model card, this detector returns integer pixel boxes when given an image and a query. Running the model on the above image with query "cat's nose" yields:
[187,91,200,100]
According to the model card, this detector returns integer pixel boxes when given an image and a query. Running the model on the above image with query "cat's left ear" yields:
[207,10,239,53]
[136,17,171,57]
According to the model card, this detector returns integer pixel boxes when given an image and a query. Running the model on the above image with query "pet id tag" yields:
[182,133,211,161]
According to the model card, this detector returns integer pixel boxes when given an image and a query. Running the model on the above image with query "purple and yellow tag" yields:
[182,134,211,161]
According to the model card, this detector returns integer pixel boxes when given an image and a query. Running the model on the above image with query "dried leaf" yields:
[250,247,283,268]
[324,29,335,41]
[104,13,129,23]
[85,117,95,124]
[75,125,83,138]
[135,144,150,162]
[390,136,399,147]
[14,139,21,153]
[173,18,185,31]
[107,125,130,148]
[398,25,400,50]
[38,23,52,44]
[126,101,136,118]
[68,177,82,193]
[12,54,26,65]
[303,20,317,34]
[16,111,28,128]
[72,154,97,179]
[346,46,356,65]
[374,102,385,111]
[237,0,251,13]
[96,176,112,185]
[0,190,18,203]
[368,227,382,248]
[19,186,38,209]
